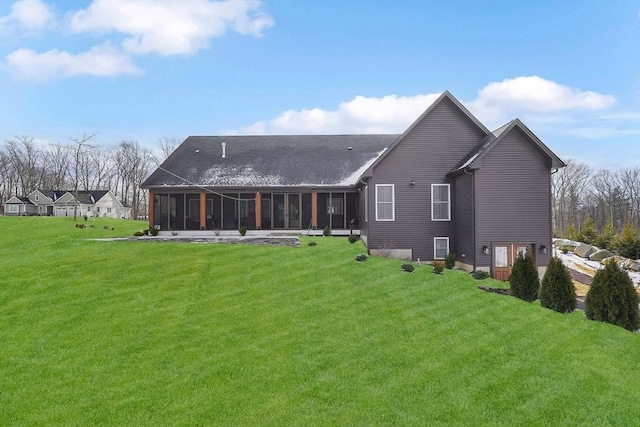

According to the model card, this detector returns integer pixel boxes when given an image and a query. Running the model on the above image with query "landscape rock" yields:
[600,256,640,272]
[554,239,579,253]
[574,243,596,258]
[589,249,615,262]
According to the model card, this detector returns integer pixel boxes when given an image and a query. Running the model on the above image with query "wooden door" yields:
[492,243,532,280]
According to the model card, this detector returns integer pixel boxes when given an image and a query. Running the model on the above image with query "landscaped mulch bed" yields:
[477,286,510,295]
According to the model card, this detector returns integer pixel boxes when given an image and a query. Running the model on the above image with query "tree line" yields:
[552,160,640,236]
[0,135,179,219]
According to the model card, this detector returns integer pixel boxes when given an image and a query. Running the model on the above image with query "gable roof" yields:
[450,119,566,174]
[5,196,33,205]
[41,190,111,205]
[362,91,490,177]
[142,135,398,188]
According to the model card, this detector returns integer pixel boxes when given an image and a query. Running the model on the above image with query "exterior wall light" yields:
[410,180,416,187]
[482,246,489,255]
[540,245,547,254]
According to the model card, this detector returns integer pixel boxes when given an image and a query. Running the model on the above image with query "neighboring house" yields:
[3,196,36,216]
[142,91,565,278]
[3,189,131,219]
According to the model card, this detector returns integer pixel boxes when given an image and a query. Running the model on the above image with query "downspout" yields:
[359,177,370,253]
[463,167,475,271]
[549,168,559,261]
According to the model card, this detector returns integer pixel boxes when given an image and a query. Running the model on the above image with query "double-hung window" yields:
[434,237,449,259]
[431,184,450,221]
[375,184,394,221]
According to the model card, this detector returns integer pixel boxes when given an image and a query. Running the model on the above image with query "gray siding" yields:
[454,172,474,266]
[475,127,553,267]
[367,96,486,260]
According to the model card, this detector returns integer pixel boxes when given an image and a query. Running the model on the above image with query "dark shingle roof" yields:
[450,121,513,173]
[10,196,34,205]
[142,135,398,188]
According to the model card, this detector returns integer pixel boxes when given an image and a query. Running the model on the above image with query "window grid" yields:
[431,184,451,221]
[375,184,394,221]
[434,237,449,260]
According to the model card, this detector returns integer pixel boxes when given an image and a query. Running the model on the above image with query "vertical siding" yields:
[368,97,486,260]
[475,127,552,267]
[454,172,474,266]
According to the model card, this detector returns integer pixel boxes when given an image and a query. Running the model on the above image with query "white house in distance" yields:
[3,189,131,219]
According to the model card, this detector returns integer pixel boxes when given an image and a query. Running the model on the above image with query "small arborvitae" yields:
[585,259,640,331]
[444,253,456,269]
[509,252,539,302]
[539,257,576,313]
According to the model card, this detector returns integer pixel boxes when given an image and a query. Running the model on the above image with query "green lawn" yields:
[1,217,638,425]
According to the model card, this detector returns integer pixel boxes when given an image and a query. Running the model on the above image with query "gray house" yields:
[3,189,132,219]
[142,91,565,278]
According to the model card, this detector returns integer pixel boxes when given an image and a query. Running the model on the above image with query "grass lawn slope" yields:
[1,217,639,425]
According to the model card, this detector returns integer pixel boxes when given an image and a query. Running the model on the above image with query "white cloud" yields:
[224,76,633,145]
[70,0,274,56]
[467,76,616,124]
[227,94,441,135]
[0,0,54,30]
[6,43,141,81]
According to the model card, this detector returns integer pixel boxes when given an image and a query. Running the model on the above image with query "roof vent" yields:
[195,149,200,153]
[347,146,353,151]
[221,142,226,159]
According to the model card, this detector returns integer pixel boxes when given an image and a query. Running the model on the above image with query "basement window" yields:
[434,237,449,260]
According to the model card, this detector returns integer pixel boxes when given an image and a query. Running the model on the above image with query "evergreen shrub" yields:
[444,253,456,269]
[348,234,360,244]
[509,253,539,302]
[611,223,640,259]
[133,231,144,237]
[580,215,597,245]
[585,259,640,331]
[355,254,368,262]
[539,257,576,313]
[472,270,490,280]
[401,263,415,273]
[323,226,331,237]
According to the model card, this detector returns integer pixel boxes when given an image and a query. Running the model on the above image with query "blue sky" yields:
[1,0,638,169]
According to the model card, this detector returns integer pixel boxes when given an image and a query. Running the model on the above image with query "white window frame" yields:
[9,205,19,213]
[375,184,395,221]
[434,237,450,260]
[431,184,451,221]
[364,185,368,222]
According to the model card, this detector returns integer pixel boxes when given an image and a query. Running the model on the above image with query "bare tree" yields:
[43,144,72,190]
[69,133,96,220]
[618,167,640,228]
[114,141,153,219]
[3,136,46,196]
[552,160,592,234]
[155,137,180,165]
